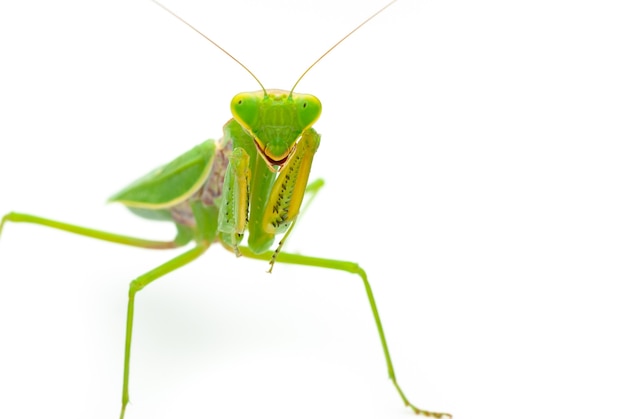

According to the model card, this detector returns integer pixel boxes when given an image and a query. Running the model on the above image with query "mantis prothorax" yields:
[0,1,451,418]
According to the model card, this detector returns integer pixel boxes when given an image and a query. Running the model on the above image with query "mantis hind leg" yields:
[237,246,452,419]
[0,212,192,248]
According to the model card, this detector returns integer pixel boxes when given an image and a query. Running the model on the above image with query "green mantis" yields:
[0,1,450,418]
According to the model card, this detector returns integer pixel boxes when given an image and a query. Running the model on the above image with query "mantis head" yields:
[230,89,321,169]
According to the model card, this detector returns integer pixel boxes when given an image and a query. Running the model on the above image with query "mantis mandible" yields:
[0,1,450,418]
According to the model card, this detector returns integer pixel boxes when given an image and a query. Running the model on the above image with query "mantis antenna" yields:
[151,0,399,96]
[289,0,399,95]
[150,0,267,95]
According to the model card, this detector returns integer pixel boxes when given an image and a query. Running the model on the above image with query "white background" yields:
[1,1,625,418]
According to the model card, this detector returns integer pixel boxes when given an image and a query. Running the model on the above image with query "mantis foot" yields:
[393,379,451,418]
[410,404,452,419]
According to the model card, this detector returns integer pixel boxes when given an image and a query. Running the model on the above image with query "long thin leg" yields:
[236,246,451,419]
[120,244,209,419]
[1,212,182,249]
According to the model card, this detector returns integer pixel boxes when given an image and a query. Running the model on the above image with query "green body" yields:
[0,1,451,418]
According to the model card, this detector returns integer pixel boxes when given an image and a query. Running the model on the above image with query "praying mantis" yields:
[0,1,450,418]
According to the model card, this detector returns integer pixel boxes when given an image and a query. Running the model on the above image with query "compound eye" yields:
[294,94,322,129]
[231,93,261,128]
